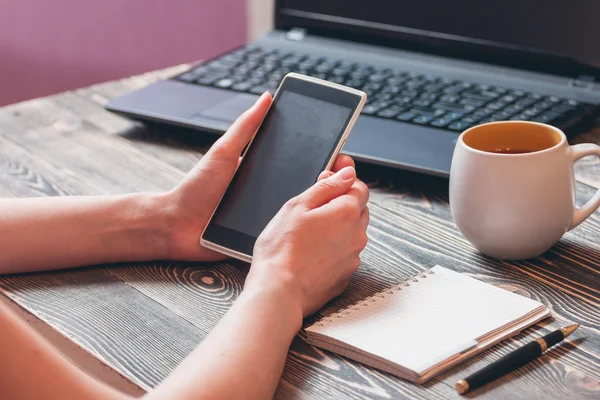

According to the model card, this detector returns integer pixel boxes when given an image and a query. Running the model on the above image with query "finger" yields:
[317,170,334,181]
[347,179,370,211]
[359,207,370,231]
[209,92,272,160]
[333,277,352,298]
[298,166,356,209]
[340,255,362,279]
[319,155,354,181]
[332,154,355,172]
[322,179,369,216]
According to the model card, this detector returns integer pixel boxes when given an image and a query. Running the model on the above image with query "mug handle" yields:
[570,143,600,229]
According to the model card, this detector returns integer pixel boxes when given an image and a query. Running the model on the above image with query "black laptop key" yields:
[423,83,446,92]
[532,112,562,123]
[214,78,235,89]
[460,98,486,108]
[397,112,416,122]
[364,82,382,91]
[250,86,275,96]
[377,106,405,118]
[361,105,382,115]
[419,93,438,101]
[381,85,402,95]
[409,106,445,118]
[439,95,460,103]
[461,92,493,102]
[405,80,425,89]
[395,96,414,105]
[535,101,553,111]
[443,85,465,94]
[310,72,329,80]
[490,111,514,120]
[399,90,419,98]
[315,64,332,74]
[177,72,199,83]
[332,67,350,76]
[550,104,575,114]
[448,121,473,131]
[460,116,481,124]
[510,113,532,121]
[327,76,345,84]
[471,109,494,118]
[368,74,388,83]
[345,79,364,88]
[373,93,393,102]
[516,97,538,108]
[523,107,543,117]
[231,82,253,92]
[485,101,505,111]
[413,115,434,125]
[413,99,432,107]
[503,104,524,114]
[430,117,453,128]
[196,73,227,86]
[432,102,473,114]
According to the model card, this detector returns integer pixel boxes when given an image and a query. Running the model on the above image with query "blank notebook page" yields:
[307,266,543,373]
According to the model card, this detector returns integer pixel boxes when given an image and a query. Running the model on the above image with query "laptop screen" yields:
[278,0,600,71]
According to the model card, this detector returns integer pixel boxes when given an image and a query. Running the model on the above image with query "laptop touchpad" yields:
[193,95,257,122]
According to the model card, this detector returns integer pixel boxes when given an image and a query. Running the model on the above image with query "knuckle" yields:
[210,139,237,160]
[357,180,370,199]
[317,179,337,193]
[339,199,361,220]
[352,257,362,271]
[335,280,350,297]
[357,232,369,250]
[286,195,301,209]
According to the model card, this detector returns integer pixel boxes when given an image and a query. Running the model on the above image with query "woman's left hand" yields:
[158,92,356,262]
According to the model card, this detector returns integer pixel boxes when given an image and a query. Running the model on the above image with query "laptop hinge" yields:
[285,27,307,41]
[570,74,595,90]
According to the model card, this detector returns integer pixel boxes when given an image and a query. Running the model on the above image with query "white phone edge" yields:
[200,72,368,263]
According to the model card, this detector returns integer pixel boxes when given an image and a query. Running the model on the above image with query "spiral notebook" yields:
[305,266,550,384]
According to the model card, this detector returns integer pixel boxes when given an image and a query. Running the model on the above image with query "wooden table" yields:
[0,66,599,399]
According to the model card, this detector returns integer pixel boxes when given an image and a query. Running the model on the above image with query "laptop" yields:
[106,0,600,176]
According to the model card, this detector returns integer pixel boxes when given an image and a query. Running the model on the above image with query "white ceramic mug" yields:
[450,121,600,260]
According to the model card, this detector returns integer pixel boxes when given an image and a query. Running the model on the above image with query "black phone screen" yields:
[203,77,363,257]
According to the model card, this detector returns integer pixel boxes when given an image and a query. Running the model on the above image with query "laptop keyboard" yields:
[176,46,591,132]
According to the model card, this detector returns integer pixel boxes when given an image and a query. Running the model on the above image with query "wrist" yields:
[243,265,304,335]
[118,192,173,261]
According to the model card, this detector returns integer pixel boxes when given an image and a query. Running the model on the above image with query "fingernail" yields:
[337,166,355,181]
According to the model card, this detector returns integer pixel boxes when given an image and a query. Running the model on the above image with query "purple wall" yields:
[0,1,247,106]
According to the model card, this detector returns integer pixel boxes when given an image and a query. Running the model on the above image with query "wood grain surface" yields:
[0,66,599,399]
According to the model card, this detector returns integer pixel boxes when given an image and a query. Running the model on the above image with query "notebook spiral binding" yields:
[316,268,435,327]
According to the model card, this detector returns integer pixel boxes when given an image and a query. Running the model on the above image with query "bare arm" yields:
[0,93,369,399]
[0,281,300,400]
[0,166,367,400]
[0,194,168,274]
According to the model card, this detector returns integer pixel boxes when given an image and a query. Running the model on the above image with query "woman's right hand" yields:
[246,163,370,318]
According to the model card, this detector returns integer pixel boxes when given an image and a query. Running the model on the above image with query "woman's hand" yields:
[160,92,363,264]
[246,165,370,317]
[160,93,272,261]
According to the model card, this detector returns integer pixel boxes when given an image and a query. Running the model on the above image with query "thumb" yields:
[317,170,334,181]
[299,166,356,209]
[208,92,272,162]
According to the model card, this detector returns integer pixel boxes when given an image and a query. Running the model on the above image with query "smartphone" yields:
[201,73,367,262]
